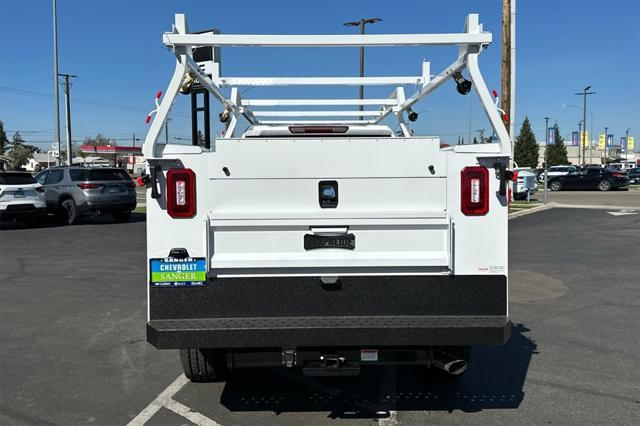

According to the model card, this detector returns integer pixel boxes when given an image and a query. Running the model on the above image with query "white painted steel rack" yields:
[143,13,510,158]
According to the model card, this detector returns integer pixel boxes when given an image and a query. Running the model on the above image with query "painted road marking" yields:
[127,374,220,426]
[607,209,638,216]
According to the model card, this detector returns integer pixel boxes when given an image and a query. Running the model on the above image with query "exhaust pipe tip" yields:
[441,359,468,375]
[431,351,468,375]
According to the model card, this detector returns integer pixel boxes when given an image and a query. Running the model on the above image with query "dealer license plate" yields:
[149,257,207,287]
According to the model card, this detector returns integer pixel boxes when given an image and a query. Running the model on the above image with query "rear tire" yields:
[112,210,132,223]
[597,180,611,191]
[60,199,78,225]
[550,181,562,191]
[180,348,228,383]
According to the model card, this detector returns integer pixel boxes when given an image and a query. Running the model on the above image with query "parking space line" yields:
[127,374,219,426]
[164,398,221,426]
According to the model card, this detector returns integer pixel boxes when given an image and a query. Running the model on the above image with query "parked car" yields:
[0,171,46,225]
[548,167,630,191]
[35,167,136,224]
[538,165,578,183]
[626,168,640,184]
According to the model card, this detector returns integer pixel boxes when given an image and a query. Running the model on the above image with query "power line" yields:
[0,85,191,118]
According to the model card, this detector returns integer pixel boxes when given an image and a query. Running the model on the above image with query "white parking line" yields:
[165,398,221,426]
[127,374,220,426]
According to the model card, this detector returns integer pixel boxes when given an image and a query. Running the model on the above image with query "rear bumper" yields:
[147,274,510,349]
[0,205,46,218]
[148,315,511,349]
[84,199,136,211]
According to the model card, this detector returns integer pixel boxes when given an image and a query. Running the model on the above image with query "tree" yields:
[546,124,569,166]
[514,117,539,168]
[83,134,111,146]
[7,132,39,168]
[196,130,205,147]
[0,120,8,155]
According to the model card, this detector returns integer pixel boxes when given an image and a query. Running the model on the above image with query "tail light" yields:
[461,166,489,216]
[35,186,45,193]
[166,168,196,218]
[612,172,625,178]
[77,183,104,189]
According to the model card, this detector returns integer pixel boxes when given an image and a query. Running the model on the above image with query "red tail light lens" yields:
[166,168,196,218]
[77,183,104,189]
[461,166,489,216]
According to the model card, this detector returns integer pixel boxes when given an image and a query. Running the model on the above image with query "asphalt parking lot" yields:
[535,187,640,208]
[1,208,639,425]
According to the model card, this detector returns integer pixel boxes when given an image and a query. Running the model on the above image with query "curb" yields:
[548,202,639,210]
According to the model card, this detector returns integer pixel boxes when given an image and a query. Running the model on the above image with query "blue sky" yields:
[0,0,638,149]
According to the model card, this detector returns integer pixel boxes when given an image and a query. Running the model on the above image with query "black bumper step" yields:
[147,315,511,349]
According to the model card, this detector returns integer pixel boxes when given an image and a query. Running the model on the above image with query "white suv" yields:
[0,171,46,225]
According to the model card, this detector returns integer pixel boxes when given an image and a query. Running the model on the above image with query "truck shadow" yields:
[0,213,145,230]
[219,323,536,419]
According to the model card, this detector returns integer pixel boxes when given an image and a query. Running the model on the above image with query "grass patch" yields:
[134,206,146,214]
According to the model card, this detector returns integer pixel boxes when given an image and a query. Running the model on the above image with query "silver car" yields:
[35,167,137,224]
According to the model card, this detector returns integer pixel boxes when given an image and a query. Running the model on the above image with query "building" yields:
[25,153,57,171]
[537,142,638,167]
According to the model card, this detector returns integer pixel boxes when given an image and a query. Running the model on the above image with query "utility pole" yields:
[59,73,77,166]
[502,0,516,163]
[574,86,595,166]
[625,128,630,160]
[544,116,550,204]
[344,18,382,120]
[604,126,608,165]
[52,0,62,166]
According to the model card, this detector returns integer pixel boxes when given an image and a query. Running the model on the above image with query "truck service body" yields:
[143,14,512,380]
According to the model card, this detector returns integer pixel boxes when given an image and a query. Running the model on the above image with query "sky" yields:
[0,0,638,150]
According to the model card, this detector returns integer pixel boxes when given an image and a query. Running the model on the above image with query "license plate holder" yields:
[14,192,25,198]
[304,233,355,250]
[149,257,207,287]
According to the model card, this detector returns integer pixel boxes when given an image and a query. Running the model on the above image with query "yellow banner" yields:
[628,136,635,151]
[598,133,606,150]
[582,131,589,147]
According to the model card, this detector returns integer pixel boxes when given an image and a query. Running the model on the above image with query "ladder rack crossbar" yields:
[243,99,398,107]
[215,76,424,87]
[163,33,492,47]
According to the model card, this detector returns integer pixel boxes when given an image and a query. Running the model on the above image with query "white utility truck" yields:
[143,14,512,381]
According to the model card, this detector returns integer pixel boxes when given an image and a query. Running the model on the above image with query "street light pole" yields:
[344,18,382,120]
[578,120,583,164]
[544,116,550,204]
[52,0,62,166]
[574,86,596,166]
